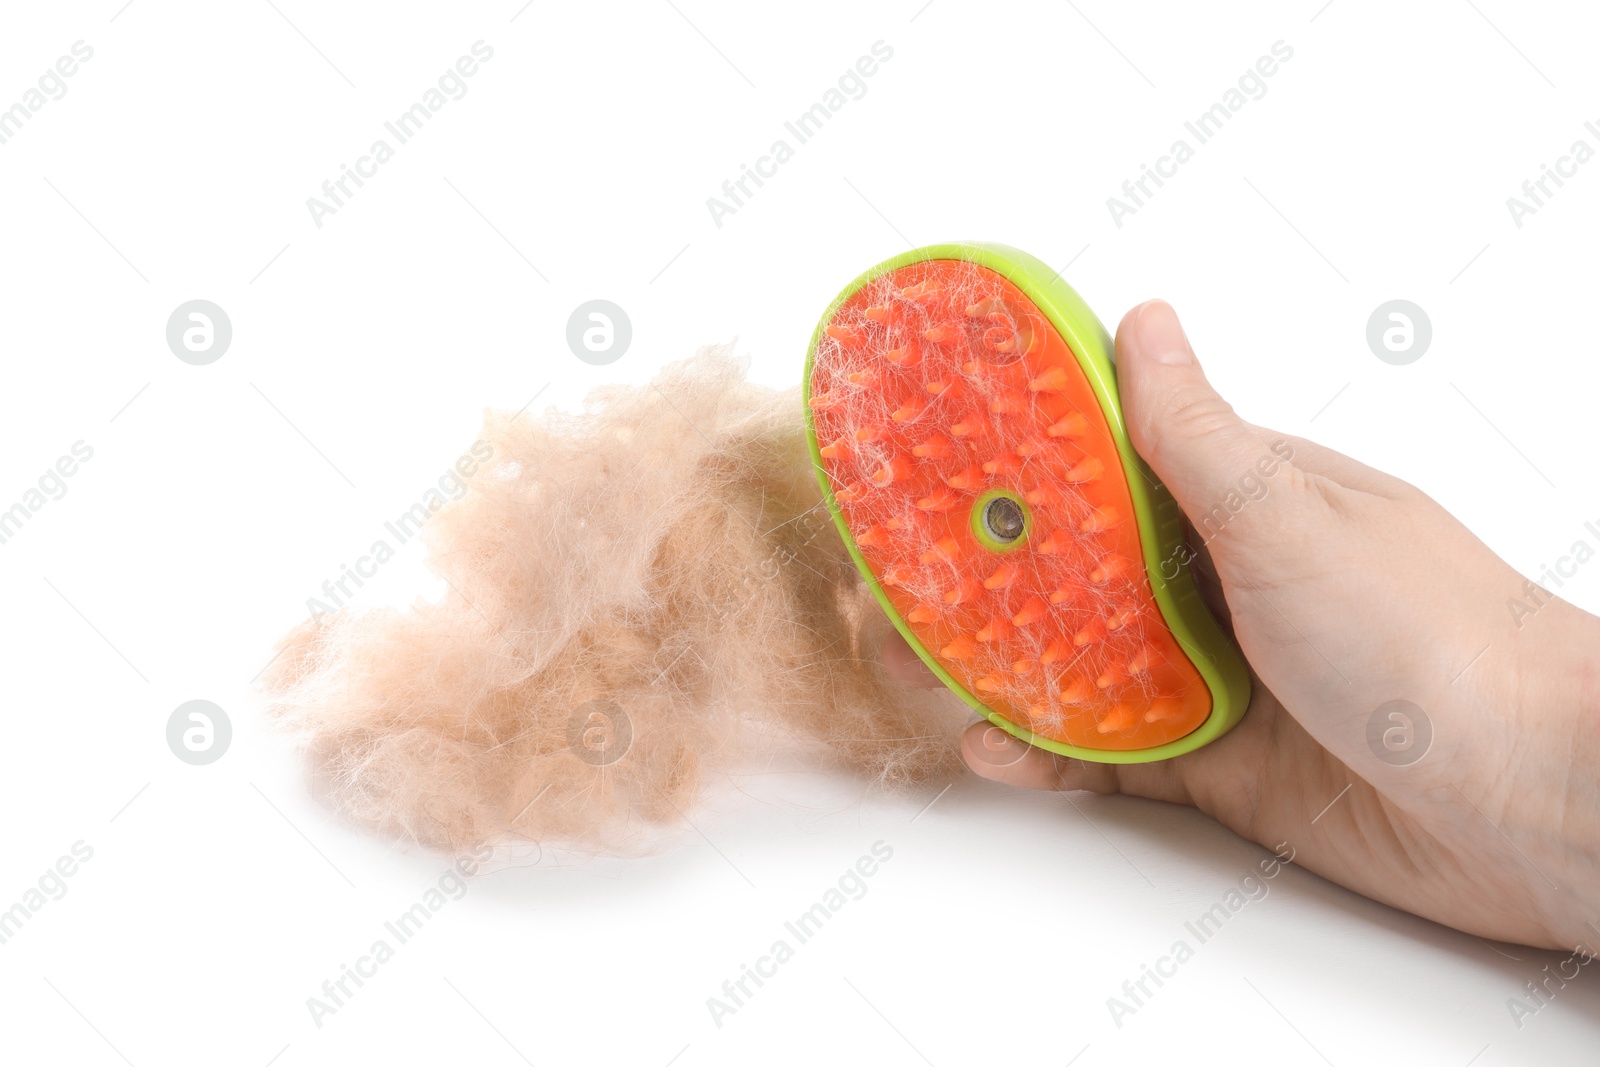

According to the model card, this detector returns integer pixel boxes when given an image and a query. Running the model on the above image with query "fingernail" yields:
[980,727,1017,752]
[1135,300,1194,365]
[968,725,1030,770]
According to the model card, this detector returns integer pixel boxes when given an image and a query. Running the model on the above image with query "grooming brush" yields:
[804,243,1250,762]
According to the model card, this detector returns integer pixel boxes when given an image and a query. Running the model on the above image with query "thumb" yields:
[1113,300,1285,547]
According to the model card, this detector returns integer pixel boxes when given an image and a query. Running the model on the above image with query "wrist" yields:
[1508,597,1600,948]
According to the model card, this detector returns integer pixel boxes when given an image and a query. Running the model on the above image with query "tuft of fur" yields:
[262,347,966,853]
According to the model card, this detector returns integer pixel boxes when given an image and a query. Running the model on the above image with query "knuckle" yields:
[1142,392,1239,461]
[1167,393,1240,438]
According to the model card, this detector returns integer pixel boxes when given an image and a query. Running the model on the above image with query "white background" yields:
[2,1,1597,1064]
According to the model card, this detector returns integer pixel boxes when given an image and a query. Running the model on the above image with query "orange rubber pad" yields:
[809,260,1210,750]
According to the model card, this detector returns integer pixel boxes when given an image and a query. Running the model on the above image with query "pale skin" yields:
[881,300,1600,952]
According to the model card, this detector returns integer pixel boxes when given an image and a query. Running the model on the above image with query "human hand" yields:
[882,299,1600,951]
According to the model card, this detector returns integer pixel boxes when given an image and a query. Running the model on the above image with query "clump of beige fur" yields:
[262,346,966,854]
